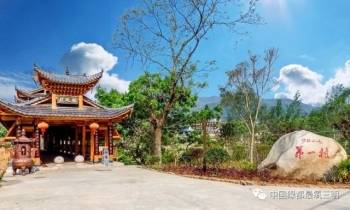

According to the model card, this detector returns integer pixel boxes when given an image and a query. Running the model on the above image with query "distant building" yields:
[191,119,221,137]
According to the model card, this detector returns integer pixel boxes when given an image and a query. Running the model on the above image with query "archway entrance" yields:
[41,125,79,163]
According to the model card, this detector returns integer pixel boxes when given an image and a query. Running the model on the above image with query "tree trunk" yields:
[153,126,162,163]
[202,120,208,171]
[249,128,255,163]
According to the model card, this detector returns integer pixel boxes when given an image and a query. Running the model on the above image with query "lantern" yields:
[37,122,49,134]
[89,122,99,135]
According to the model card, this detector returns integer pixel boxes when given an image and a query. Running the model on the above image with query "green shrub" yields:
[179,147,203,166]
[255,144,271,164]
[228,160,257,171]
[162,150,175,165]
[325,159,350,183]
[335,159,350,182]
[145,155,160,165]
[231,144,247,161]
[338,139,350,155]
[117,148,137,165]
[179,151,192,164]
[205,147,230,167]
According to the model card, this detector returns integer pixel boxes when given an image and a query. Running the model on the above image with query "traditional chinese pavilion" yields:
[0,65,133,164]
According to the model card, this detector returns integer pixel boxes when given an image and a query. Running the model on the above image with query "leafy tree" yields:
[191,105,222,170]
[220,120,248,140]
[285,91,302,120]
[305,86,350,141]
[324,88,350,140]
[269,99,283,120]
[220,49,278,163]
[0,124,6,138]
[114,0,260,160]
[96,72,197,163]
[96,87,152,164]
[126,72,196,161]
[95,87,126,108]
[260,92,305,137]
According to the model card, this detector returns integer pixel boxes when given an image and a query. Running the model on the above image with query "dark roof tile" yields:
[34,67,103,85]
[0,99,133,120]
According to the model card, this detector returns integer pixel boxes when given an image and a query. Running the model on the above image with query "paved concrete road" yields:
[0,163,349,210]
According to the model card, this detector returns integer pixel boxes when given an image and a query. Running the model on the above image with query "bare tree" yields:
[221,48,278,163]
[114,0,261,160]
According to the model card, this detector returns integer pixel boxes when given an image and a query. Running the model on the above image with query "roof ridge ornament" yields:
[33,66,103,95]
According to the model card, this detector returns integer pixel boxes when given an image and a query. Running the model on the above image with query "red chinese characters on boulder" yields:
[295,146,304,159]
[319,147,329,159]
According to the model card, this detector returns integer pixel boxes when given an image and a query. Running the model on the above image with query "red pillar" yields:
[35,127,40,158]
[108,126,113,155]
[94,131,99,155]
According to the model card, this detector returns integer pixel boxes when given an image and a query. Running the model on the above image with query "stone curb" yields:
[142,166,350,189]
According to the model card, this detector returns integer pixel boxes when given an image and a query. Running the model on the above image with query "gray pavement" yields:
[0,163,349,210]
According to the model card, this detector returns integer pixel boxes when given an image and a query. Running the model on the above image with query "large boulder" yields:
[54,156,64,164]
[258,130,347,180]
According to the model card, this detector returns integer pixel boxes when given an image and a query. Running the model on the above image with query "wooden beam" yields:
[52,93,57,109]
[1,116,17,121]
[5,122,16,138]
[32,97,51,105]
[90,131,94,162]
[82,126,86,157]
[78,95,83,109]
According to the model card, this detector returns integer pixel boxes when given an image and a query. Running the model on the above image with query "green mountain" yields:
[197,96,317,115]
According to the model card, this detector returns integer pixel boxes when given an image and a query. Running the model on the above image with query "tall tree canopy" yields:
[96,72,197,163]
[220,49,278,163]
[114,0,260,159]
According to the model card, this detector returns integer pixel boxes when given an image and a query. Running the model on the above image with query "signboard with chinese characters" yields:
[102,147,109,167]
[57,95,79,105]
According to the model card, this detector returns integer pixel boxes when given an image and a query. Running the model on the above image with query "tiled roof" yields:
[82,96,105,108]
[16,87,44,95]
[15,87,46,99]
[16,96,50,106]
[34,66,103,85]
[0,99,133,120]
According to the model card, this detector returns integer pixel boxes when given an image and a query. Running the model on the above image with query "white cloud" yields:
[325,60,350,88]
[0,79,16,100]
[275,60,350,105]
[0,73,32,101]
[61,42,130,94]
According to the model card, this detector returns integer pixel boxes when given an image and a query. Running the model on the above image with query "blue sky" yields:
[1,0,350,105]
